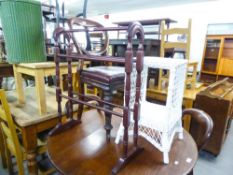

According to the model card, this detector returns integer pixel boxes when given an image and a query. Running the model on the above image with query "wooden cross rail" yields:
[49,20,145,175]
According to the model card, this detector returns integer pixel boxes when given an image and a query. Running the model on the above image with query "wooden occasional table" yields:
[13,62,88,115]
[47,109,198,175]
[5,87,77,175]
[0,62,14,88]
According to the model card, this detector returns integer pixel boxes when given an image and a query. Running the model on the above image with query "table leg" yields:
[35,70,46,115]
[0,126,7,169]
[22,126,38,175]
[13,65,25,104]
[183,99,193,131]
[103,90,113,142]
[0,77,3,89]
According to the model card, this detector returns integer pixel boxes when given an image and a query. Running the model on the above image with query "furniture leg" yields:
[183,99,193,131]
[35,69,46,115]
[13,65,25,104]
[0,126,7,169]
[0,77,3,89]
[22,126,38,175]
[103,90,113,142]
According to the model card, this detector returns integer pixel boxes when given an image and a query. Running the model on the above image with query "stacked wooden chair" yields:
[115,57,187,164]
[158,19,198,90]
[0,89,55,175]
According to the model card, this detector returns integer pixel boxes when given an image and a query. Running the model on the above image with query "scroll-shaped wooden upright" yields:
[49,21,144,174]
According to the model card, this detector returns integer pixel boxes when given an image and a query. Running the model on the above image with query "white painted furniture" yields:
[115,57,187,164]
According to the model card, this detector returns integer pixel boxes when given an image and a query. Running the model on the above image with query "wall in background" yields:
[91,0,233,70]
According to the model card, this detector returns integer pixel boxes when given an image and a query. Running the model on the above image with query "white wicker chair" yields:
[115,57,187,164]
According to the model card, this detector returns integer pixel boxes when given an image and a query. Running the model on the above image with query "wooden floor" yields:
[47,109,196,175]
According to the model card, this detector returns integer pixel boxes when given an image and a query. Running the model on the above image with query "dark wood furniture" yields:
[66,17,126,142]
[49,20,145,174]
[0,62,14,88]
[183,108,214,175]
[47,109,198,175]
[201,35,233,84]
[114,18,177,39]
[109,39,160,57]
[194,78,233,155]
[110,18,177,58]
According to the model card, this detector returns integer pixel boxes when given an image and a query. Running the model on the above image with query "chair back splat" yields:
[48,18,145,174]
[0,90,24,175]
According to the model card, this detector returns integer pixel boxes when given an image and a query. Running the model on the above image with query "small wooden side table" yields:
[13,62,89,115]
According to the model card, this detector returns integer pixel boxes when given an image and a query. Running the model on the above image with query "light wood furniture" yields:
[159,19,198,90]
[0,89,55,175]
[1,87,74,174]
[194,78,233,155]
[147,86,206,131]
[13,61,88,115]
[201,35,233,84]
[47,109,198,175]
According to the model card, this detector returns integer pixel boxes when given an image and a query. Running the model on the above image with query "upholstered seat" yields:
[68,17,126,140]
[82,66,124,86]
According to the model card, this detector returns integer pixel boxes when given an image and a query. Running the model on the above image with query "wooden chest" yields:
[194,78,233,155]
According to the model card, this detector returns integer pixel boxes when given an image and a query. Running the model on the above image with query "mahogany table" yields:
[47,109,198,175]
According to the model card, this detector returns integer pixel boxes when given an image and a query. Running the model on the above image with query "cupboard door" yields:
[218,58,233,76]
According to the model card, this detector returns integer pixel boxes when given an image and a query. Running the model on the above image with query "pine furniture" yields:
[13,61,89,115]
[158,19,198,90]
[201,34,233,84]
[0,87,74,174]
[0,89,55,175]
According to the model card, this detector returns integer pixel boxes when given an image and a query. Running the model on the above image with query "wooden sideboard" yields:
[194,78,233,155]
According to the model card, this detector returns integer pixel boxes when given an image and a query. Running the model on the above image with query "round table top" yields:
[47,109,198,175]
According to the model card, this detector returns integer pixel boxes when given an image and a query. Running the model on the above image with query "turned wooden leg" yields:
[103,90,113,142]
[22,126,38,175]
[0,77,3,89]
[77,81,85,122]
[0,126,7,169]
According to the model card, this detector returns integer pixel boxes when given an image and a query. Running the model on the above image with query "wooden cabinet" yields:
[201,35,233,84]
[194,78,233,155]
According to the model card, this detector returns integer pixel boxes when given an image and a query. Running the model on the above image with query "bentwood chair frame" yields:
[182,108,214,175]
